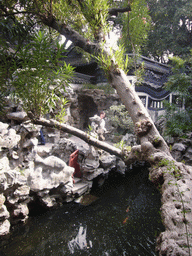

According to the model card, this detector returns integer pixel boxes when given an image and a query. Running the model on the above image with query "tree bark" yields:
[109,68,170,153]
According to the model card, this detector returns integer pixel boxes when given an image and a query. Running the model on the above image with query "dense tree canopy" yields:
[145,0,192,62]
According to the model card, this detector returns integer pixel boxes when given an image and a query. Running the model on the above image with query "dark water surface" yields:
[0,169,164,256]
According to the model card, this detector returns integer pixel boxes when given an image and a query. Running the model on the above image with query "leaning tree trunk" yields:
[109,68,170,154]
[38,15,192,256]
[109,68,192,256]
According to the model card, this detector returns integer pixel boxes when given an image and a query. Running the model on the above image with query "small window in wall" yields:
[139,96,146,107]
[172,95,183,107]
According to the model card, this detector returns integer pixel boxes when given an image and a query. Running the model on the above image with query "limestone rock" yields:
[0,122,9,136]
[13,185,30,202]
[12,203,29,223]
[6,111,28,122]
[183,147,192,165]
[20,122,41,136]
[43,155,67,170]
[40,195,58,208]
[122,133,137,146]
[4,170,27,190]
[0,156,10,173]
[0,205,10,221]
[0,194,5,208]
[23,138,38,149]
[172,143,186,152]
[99,152,116,169]
[36,143,53,157]
[0,219,10,236]
[0,123,20,150]
[116,158,126,175]
[82,146,100,172]
[51,138,77,164]
[29,155,74,192]
[83,168,104,181]
[72,180,92,197]
[170,143,186,162]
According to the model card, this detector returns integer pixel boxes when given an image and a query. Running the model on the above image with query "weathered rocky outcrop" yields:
[0,112,125,236]
[169,134,192,166]
[0,120,76,235]
[0,122,30,235]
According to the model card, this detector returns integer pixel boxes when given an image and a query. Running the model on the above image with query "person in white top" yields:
[89,111,106,141]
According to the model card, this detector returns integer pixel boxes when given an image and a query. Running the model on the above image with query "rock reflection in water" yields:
[68,225,92,253]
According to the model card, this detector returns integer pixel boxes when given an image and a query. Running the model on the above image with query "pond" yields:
[0,168,164,256]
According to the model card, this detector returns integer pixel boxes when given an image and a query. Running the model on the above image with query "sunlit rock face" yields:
[0,115,125,236]
[0,121,76,235]
[0,122,29,234]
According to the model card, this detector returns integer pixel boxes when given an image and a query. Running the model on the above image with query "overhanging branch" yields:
[31,117,124,159]
[41,16,101,55]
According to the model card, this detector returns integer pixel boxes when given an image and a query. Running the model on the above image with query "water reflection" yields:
[0,169,164,256]
[68,225,92,253]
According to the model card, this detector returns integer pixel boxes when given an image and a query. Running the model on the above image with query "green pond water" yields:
[0,168,164,256]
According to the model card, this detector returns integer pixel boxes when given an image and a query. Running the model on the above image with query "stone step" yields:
[72,181,92,197]
[73,177,81,184]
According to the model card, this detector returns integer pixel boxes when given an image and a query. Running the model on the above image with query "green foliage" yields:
[0,7,35,113]
[118,0,150,84]
[162,102,192,137]
[106,104,134,134]
[95,45,129,78]
[158,159,175,173]
[166,55,192,104]
[10,31,74,118]
[88,124,93,133]
[81,0,110,38]
[53,0,110,41]
[114,140,131,152]
[95,47,112,75]
[145,0,192,61]
[0,39,16,114]
[53,97,69,123]
[120,0,151,54]
[162,53,192,137]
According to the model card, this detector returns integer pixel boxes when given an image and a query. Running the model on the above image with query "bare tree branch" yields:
[39,15,101,55]
[30,116,124,158]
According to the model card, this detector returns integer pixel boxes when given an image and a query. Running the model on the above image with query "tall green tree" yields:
[145,0,192,62]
